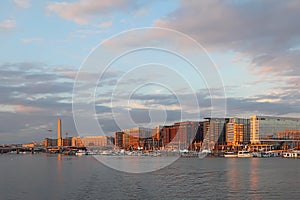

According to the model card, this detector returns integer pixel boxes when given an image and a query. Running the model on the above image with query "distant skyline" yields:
[1,0,300,144]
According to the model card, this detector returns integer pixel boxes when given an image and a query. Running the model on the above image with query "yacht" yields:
[283,151,300,158]
[237,150,253,158]
[224,151,238,158]
[198,149,211,158]
[76,150,87,156]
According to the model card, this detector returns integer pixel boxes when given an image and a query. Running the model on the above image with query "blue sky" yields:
[0,0,300,144]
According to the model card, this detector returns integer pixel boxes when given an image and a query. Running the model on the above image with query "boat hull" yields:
[224,154,238,158]
[237,151,253,158]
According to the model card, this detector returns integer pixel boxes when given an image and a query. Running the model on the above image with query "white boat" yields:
[101,150,113,156]
[261,151,274,158]
[76,150,87,156]
[283,151,300,158]
[198,149,211,158]
[224,151,238,158]
[252,152,262,157]
[237,150,253,158]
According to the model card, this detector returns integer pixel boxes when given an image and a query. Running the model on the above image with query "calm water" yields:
[0,154,299,200]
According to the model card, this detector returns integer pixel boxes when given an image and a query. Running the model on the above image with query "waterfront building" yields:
[150,126,164,150]
[114,131,124,149]
[114,122,202,150]
[277,130,300,140]
[154,121,202,151]
[159,125,172,148]
[71,136,113,147]
[202,118,229,150]
[226,118,250,146]
[121,127,152,150]
[170,121,201,150]
[107,136,115,147]
[250,116,300,144]
[80,136,112,147]
[44,138,57,147]
[71,136,83,147]
[21,142,35,148]
[62,137,72,146]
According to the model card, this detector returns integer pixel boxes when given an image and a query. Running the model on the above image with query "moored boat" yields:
[198,149,211,158]
[237,150,253,158]
[224,151,238,158]
[283,151,300,158]
[76,150,87,156]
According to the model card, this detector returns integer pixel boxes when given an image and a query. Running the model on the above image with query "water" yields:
[0,154,299,200]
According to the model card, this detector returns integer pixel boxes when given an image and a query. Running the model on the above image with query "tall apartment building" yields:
[155,121,202,150]
[113,122,202,150]
[119,127,152,150]
[203,118,229,150]
[226,118,250,145]
[114,131,124,149]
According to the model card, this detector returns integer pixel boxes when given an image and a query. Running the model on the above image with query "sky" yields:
[0,0,300,144]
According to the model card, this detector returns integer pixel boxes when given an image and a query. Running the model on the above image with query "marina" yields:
[2,146,300,159]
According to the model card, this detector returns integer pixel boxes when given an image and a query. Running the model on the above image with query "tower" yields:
[57,117,62,147]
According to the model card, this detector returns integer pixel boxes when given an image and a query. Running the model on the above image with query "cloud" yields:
[12,0,30,9]
[0,62,75,107]
[1,61,299,144]
[0,104,43,113]
[98,20,113,28]
[0,62,80,143]
[46,0,143,25]
[153,0,300,85]
[0,19,16,31]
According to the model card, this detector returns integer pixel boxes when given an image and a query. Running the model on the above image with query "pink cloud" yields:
[0,19,16,31]
[98,20,113,28]
[46,0,136,25]
[12,0,31,9]
[0,104,43,113]
[153,0,300,92]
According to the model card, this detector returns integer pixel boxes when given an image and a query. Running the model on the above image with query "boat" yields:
[237,150,253,158]
[261,151,274,158]
[224,151,238,158]
[64,150,76,155]
[283,151,300,158]
[198,149,211,158]
[252,152,262,157]
[76,150,87,156]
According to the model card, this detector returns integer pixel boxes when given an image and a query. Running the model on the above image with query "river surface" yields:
[0,154,299,200]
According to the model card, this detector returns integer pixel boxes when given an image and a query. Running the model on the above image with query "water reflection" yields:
[57,154,63,183]
[225,158,261,199]
[225,158,241,195]
[249,158,260,200]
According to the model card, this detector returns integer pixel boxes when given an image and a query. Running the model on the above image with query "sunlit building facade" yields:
[71,136,114,147]
[153,121,202,150]
[71,136,84,147]
[226,118,250,145]
[121,127,152,150]
[43,138,57,147]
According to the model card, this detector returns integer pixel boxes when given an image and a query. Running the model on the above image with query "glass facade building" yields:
[203,118,229,150]
[250,116,300,144]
